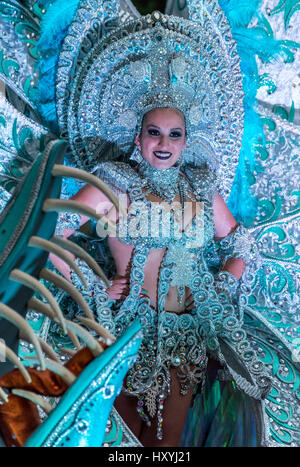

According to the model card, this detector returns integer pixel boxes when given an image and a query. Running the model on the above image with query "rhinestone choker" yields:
[137,156,183,203]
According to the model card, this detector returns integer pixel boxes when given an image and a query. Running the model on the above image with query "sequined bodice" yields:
[117,177,214,250]
[97,159,217,310]
[96,161,216,250]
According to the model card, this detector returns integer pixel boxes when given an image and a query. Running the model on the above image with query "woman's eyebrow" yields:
[146,124,160,128]
[146,124,184,131]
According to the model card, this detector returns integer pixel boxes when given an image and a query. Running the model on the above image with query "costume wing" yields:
[222,0,300,395]
[0,87,142,447]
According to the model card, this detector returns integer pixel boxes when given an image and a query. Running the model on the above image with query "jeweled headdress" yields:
[44,1,245,198]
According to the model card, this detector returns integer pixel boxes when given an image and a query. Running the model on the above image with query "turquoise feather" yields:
[271,0,300,28]
[218,0,262,27]
[219,0,299,224]
[36,0,81,132]
[38,0,81,49]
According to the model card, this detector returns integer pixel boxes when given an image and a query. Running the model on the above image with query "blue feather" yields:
[36,0,81,132]
[218,0,263,27]
[218,0,299,224]
[38,0,80,51]
[234,28,300,63]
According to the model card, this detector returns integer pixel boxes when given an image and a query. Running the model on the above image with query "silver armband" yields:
[218,224,262,272]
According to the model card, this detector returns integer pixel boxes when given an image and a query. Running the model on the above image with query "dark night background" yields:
[131,0,167,14]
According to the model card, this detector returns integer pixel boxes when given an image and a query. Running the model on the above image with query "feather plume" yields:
[219,0,299,224]
[36,0,81,132]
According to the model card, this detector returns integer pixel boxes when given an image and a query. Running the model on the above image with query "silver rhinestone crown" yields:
[56,2,245,199]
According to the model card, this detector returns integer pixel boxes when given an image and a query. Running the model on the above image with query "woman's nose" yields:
[158,134,168,147]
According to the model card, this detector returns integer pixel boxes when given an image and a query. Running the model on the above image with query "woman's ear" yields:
[135,134,141,147]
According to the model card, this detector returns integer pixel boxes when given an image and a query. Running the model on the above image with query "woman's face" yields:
[135,107,186,169]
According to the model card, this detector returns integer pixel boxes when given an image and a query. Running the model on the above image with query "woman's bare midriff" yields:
[108,236,189,312]
[107,187,196,313]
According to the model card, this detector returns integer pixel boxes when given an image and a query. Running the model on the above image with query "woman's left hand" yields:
[107,276,149,301]
[184,290,194,311]
[107,276,130,300]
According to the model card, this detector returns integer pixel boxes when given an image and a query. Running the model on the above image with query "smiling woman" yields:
[135,108,186,169]
[38,0,296,448]
[0,0,298,450]
[49,97,249,446]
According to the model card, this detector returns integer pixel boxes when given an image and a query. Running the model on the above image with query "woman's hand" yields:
[107,276,130,300]
[107,276,149,301]
[184,289,194,311]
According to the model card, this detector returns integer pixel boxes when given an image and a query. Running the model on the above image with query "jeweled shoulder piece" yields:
[55,1,244,200]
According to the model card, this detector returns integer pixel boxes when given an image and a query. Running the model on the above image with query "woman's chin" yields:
[145,155,179,169]
[154,161,174,169]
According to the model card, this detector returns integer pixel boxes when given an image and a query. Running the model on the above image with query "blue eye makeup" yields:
[148,128,160,136]
[147,128,183,138]
[170,130,182,138]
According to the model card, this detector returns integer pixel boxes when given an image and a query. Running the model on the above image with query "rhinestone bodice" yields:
[117,178,215,250]
[96,161,216,250]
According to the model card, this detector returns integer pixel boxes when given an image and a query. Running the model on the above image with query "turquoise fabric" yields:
[25,320,142,447]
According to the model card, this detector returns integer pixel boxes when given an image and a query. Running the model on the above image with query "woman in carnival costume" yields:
[0,0,299,448]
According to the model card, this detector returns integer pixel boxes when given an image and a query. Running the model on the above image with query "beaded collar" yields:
[137,155,183,203]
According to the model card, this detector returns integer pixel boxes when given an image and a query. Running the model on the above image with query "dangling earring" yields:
[131,145,143,163]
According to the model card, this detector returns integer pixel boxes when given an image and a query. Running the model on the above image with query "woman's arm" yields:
[49,184,115,280]
[213,193,245,280]
[50,184,131,300]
